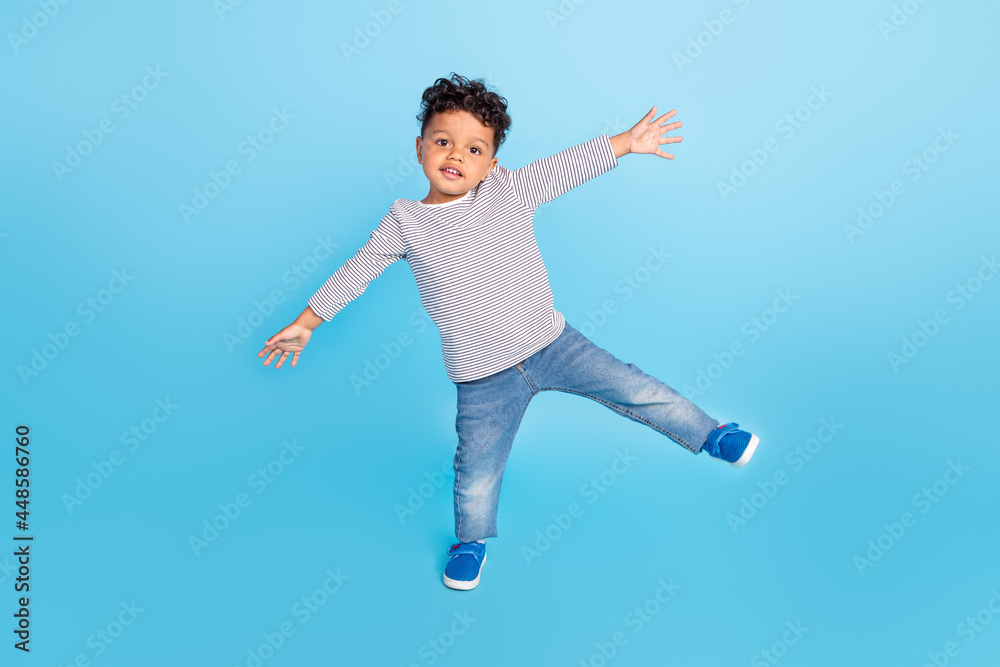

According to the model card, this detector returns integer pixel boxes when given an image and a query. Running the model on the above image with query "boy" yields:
[258,73,760,591]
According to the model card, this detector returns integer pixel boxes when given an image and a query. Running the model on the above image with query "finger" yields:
[655,148,675,159]
[635,107,655,127]
[660,136,683,144]
[275,349,290,369]
[659,120,682,132]
[654,109,677,125]
[263,348,280,366]
[291,351,300,367]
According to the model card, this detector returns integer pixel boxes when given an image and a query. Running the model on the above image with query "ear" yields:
[482,156,499,181]
[415,136,422,163]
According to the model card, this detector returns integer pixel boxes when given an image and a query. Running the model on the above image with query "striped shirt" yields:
[308,134,619,382]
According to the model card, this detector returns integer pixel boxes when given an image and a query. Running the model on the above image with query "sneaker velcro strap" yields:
[448,542,484,561]
[706,422,740,455]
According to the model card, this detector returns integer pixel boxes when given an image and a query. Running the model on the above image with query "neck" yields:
[422,188,471,205]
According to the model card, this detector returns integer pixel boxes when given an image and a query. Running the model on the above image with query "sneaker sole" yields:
[443,553,486,590]
[731,434,759,469]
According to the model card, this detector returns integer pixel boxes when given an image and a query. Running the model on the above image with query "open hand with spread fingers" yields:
[626,106,683,159]
[258,322,313,369]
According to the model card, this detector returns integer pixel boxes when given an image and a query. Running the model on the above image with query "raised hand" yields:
[258,322,313,369]
[627,107,683,159]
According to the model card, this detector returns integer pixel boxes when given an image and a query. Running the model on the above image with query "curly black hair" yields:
[416,73,511,157]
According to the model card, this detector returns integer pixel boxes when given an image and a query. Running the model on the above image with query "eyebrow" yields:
[431,129,489,147]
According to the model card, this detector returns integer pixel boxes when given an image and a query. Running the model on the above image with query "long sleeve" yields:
[507,134,618,211]
[307,210,407,320]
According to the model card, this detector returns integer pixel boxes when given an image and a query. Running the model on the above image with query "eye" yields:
[470,147,481,155]
[436,139,448,146]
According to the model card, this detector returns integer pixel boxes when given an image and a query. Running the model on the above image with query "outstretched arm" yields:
[507,106,683,210]
[306,212,407,320]
[507,135,617,210]
[258,211,406,369]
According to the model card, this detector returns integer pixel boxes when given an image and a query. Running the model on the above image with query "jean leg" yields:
[517,321,718,454]
[453,364,534,542]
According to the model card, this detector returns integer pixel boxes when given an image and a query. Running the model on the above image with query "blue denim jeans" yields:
[451,320,719,542]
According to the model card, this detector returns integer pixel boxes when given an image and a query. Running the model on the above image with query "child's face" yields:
[416,109,499,203]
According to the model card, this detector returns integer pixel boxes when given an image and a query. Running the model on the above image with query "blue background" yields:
[3,0,999,665]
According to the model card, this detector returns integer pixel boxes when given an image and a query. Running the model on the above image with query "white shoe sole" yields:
[731,434,759,469]
[443,552,486,590]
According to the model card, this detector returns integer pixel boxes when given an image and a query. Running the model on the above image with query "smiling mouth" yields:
[441,166,463,178]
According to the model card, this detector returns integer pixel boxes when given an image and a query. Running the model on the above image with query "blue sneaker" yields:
[702,422,759,468]
[443,540,487,590]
